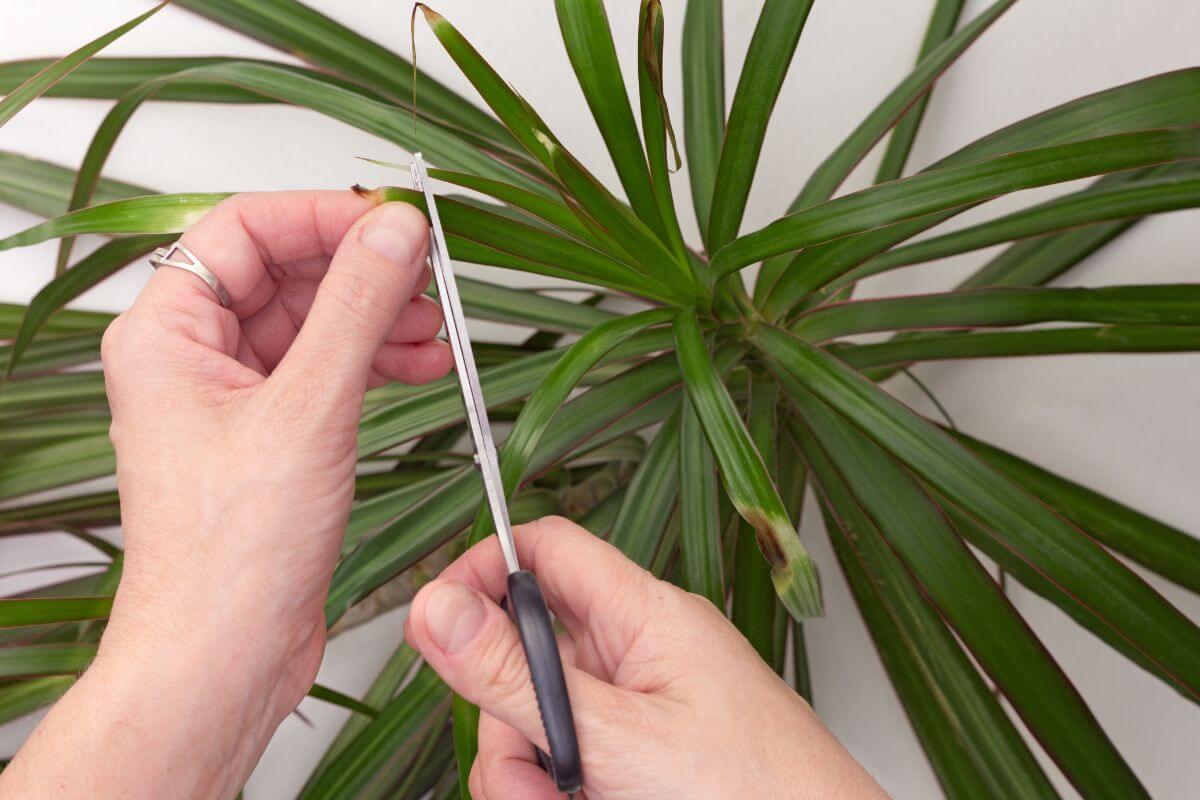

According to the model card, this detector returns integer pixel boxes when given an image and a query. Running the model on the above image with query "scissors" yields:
[410,154,583,795]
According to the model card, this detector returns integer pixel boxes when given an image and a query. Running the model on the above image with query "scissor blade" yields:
[411,154,520,574]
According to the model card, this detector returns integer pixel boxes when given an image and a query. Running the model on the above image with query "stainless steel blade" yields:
[411,153,520,574]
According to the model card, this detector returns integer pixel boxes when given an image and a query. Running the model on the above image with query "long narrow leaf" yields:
[839,324,1200,369]
[793,285,1200,342]
[0,597,112,628]
[789,389,1134,798]
[753,324,1200,704]
[608,407,682,569]
[0,5,163,129]
[706,0,814,251]
[713,125,1200,278]
[673,311,820,618]
[763,69,1200,316]
[843,169,1200,284]
[874,0,967,183]
[556,0,664,235]
[0,194,227,251]
[954,430,1200,593]
[794,421,1060,799]
[678,395,724,607]
[681,0,724,243]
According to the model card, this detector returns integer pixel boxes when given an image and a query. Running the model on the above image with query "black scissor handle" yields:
[504,570,582,794]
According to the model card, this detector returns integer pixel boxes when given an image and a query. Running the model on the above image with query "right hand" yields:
[405,516,886,800]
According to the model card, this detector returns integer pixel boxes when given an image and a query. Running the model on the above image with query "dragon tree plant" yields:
[2,1,1199,797]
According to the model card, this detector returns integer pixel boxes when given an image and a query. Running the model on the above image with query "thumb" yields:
[273,201,429,401]
[406,578,616,752]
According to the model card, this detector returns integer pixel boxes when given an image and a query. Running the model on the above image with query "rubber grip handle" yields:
[505,570,582,794]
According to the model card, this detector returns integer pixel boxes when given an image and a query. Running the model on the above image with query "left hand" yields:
[0,190,451,800]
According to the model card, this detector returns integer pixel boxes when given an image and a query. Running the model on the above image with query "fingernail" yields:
[361,203,423,264]
[423,581,486,654]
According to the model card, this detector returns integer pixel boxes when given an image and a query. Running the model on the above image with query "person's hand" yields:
[405,517,886,800]
[0,190,451,800]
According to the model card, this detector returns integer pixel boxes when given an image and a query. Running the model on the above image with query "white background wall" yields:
[2,2,1199,798]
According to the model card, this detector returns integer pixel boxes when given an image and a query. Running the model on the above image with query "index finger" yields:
[157,190,373,319]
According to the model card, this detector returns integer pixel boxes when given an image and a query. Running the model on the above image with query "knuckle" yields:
[321,268,392,321]
[478,630,530,706]
[99,315,126,367]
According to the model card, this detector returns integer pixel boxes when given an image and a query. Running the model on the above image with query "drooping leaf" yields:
[953,430,1200,594]
[789,387,1134,798]
[608,406,682,569]
[730,377,785,667]
[0,151,147,219]
[674,310,820,619]
[678,394,724,608]
[753,324,1200,705]
[793,420,1060,799]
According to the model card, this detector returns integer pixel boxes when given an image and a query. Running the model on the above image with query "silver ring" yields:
[148,242,231,308]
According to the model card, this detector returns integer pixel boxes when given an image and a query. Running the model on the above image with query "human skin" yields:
[0,191,884,799]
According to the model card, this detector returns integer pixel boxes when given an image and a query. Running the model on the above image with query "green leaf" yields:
[873,0,967,184]
[328,353,686,625]
[706,0,815,252]
[0,56,367,103]
[0,491,119,536]
[713,125,1200,278]
[426,169,593,242]
[297,666,448,800]
[0,597,112,628]
[0,677,74,726]
[172,0,510,146]
[789,388,1128,798]
[793,285,1200,342]
[0,434,115,502]
[763,69,1200,316]
[673,311,820,619]
[953,164,1182,291]
[793,0,1014,209]
[842,169,1200,284]
[311,642,420,777]
[0,372,107,416]
[678,395,724,608]
[730,377,785,667]
[793,422,1059,799]
[608,406,682,569]
[446,276,616,334]
[0,151,147,219]
[638,0,690,265]
[0,193,227,252]
[0,643,96,678]
[839,324,1200,370]
[1,333,103,380]
[0,5,163,129]
[369,186,672,300]
[5,236,166,378]
[0,410,109,447]
[681,0,724,244]
[306,684,379,719]
[556,0,664,236]
[939,500,1193,701]
[0,303,110,340]
[954,431,1200,594]
[470,308,674,542]
[753,324,1200,703]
